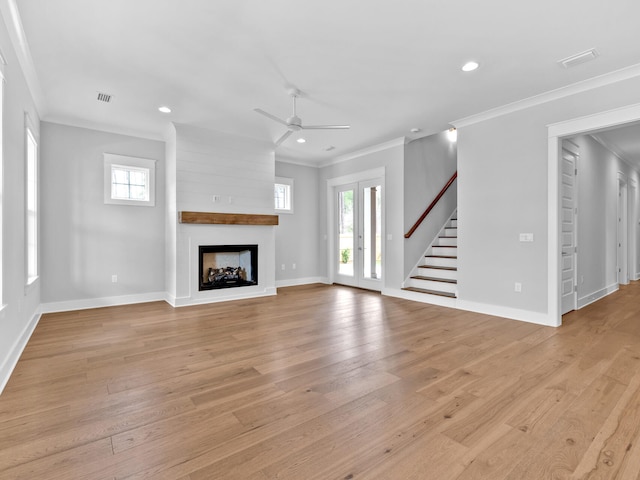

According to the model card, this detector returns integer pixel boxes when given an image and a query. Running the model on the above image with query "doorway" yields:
[328,168,385,292]
[548,103,640,326]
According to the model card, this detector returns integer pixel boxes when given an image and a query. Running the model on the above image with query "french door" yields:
[334,179,383,290]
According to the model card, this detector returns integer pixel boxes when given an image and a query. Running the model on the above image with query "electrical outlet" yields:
[112,275,118,283]
[212,195,220,203]
[514,282,522,292]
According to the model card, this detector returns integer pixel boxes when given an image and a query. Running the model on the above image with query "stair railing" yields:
[404,171,457,239]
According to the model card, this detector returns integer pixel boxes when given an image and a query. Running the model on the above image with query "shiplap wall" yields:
[174,124,275,214]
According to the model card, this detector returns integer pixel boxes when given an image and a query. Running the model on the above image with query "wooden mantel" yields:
[179,211,279,226]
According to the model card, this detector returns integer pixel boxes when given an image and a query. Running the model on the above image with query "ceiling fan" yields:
[254,88,350,146]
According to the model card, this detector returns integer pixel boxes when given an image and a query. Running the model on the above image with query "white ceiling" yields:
[11,0,640,163]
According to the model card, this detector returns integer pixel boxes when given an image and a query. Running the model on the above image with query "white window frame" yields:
[274,176,294,214]
[104,153,156,206]
[0,66,4,309]
[25,113,38,287]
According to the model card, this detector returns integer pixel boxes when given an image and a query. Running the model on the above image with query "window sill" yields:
[25,276,39,294]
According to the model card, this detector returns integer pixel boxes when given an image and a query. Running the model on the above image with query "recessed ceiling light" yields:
[158,106,172,113]
[410,128,421,133]
[462,61,479,72]
[297,138,306,144]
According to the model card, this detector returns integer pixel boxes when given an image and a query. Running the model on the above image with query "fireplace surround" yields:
[198,244,258,291]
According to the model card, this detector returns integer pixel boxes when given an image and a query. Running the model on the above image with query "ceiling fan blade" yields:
[274,130,293,146]
[301,124,350,130]
[254,108,289,127]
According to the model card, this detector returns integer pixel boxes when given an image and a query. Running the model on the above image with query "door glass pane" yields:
[363,185,382,280]
[338,189,354,276]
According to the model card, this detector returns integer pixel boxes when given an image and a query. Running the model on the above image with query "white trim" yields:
[275,277,328,288]
[577,283,619,309]
[548,103,640,138]
[39,292,167,313]
[383,288,555,327]
[319,137,407,168]
[453,64,640,128]
[275,155,321,168]
[104,153,157,207]
[274,176,294,214]
[171,287,277,307]
[44,116,164,142]
[590,133,636,169]
[0,0,46,117]
[455,299,557,327]
[0,311,41,395]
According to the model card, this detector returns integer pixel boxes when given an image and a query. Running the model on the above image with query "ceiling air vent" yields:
[558,49,599,68]
[97,92,112,103]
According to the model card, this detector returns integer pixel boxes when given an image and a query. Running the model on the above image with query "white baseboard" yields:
[171,287,278,307]
[276,277,328,288]
[578,283,618,309]
[384,288,557,327]
[384,287,458,308]
[39,292,167,314]
[0,311,41,395]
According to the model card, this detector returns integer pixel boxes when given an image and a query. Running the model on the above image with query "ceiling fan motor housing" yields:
[286,115,302,130]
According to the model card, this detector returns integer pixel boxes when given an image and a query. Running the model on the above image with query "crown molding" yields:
[275,154,321,168]
[319,136,408,168]
[0,0,46,117]
[42,116,164,142]
[451,63,640,129]
[589,133,638,171]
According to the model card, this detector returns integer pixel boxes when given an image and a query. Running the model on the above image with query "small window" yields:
[274,177,293,213]
[104,154,156,206]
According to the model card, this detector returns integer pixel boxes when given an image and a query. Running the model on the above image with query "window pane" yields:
[111,165,149,201]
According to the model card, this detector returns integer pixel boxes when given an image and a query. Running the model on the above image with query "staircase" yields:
[403,213,458,298]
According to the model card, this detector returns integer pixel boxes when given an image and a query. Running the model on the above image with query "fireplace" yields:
[199,244,258,291]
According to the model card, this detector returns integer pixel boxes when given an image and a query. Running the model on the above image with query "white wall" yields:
[404,131,457,277]
[0,12,42,391]
[167,124,277,306]
[569,134,640,307]
[318,141,405,290]
[274,161,321,286]
[457,73,640,324]
[40,122,166,310]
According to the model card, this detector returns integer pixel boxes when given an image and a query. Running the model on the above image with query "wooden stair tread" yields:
[418,265,457,271]
[402,287,456,298]
[411,276,457,284]
[418,265,458,272]
[425,255,457,259]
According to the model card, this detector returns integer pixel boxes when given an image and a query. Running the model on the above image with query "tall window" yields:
[0,69,4,303]
[104,154,156,206]
[25,117,38,285]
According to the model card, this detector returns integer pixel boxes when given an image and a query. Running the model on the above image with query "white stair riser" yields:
[424,256,457,268]
[408,278,457,293]
[416,268,457,280]
[450,220,458,228]
[444,227,457,236]
[431,246,457,256]
[436,237,457,246]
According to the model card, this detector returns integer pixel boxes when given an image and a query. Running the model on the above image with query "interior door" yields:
[618,179,629,285]
[561,147,577,315]
[334,179,383,291]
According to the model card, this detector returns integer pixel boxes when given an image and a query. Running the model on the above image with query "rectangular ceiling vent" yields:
[97,92,112,103]
[558,49,599,68]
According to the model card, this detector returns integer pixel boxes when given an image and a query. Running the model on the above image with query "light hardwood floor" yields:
[2,282,640,479]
